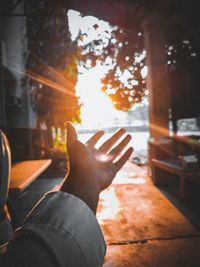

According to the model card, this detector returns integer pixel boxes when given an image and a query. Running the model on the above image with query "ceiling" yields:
[1,0,159,30]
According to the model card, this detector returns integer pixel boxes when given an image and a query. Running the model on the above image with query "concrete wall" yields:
[1,2,38,159]
[2,2,37,130]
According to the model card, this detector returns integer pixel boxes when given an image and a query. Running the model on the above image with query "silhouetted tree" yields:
[165,0,200,120]
[77,23,147,111]
[26,2,81,129]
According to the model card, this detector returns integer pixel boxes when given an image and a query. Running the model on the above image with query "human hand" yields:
[60,123,133,213]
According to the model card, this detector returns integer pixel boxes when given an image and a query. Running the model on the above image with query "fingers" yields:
[66,122,78,150]
[86,130,104,147]
[114,147,133,171]
[109,134,132,160]
[98,128,126,153]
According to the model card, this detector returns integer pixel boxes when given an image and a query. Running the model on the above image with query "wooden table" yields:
[10,159,52,193]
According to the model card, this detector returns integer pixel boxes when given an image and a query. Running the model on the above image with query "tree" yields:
[165,0,200,122]
[77,20,147,111]
[26,2,81,130]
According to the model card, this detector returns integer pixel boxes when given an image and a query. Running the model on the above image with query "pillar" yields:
[142,1,172,138]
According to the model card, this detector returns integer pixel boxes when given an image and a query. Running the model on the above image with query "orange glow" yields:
[150,123,195,144]
[97,187,120,224]
[114,171,146,184]
[149,123,170,136]
[31,53,72,86]
[115,177,146,184]
[8,64,77,97]
[27,72,76,96]
[97,168,147,224]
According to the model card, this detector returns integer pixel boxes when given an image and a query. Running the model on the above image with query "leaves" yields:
[77,24,147,111]
[26,3,81,127]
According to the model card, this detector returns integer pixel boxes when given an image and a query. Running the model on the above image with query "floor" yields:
[98,162,200,266]
[11,161,200,266]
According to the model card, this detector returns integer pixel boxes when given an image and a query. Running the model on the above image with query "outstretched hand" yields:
[60,123,133,213]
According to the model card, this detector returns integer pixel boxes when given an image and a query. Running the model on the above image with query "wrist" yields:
[60,175,100,214]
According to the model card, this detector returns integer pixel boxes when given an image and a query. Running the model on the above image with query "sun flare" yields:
[68,9,148,129]
[76,65,124,128]
[68,10,128,128]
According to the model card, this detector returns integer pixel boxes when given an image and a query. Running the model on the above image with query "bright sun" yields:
[76,64,121,129]
[67,10,147,129]
[68,9,126,128]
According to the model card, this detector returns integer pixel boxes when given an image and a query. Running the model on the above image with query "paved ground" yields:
[103,238,200,267]
[97,162,200,267]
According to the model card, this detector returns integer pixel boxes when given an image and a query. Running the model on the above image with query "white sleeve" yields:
[15,191,106,267]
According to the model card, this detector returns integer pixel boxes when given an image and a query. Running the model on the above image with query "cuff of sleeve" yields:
[19,191,106,267]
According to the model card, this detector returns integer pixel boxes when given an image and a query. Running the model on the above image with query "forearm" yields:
[60,174,100,214]
[3,191,106,267]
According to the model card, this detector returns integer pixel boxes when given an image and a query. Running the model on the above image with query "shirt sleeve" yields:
[4,191,106,267]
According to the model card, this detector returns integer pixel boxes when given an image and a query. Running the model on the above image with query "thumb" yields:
[66,122,77,150]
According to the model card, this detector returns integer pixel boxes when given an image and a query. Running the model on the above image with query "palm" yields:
[61,123,133,213]
[67,123,133,191]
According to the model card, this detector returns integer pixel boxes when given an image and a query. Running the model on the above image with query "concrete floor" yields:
[12,161,200,266]
[97,162,200,267]
[103,238,200,267]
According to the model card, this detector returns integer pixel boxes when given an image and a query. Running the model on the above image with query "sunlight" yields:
[95,152,112,162]
[68,9,148,129]
[7,65,76,96]
[68,9,123,128]
[97,187,120,224]
[114,171,146,184]
[76,65,126,128]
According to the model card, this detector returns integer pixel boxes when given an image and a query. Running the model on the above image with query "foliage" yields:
[26,2,81,128]
[166,0,200,72]
[165,0,200,119]
[26,2,148,121]
[77,24,147,111]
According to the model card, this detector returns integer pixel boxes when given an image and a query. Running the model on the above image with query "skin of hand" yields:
[60,122,133,214]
